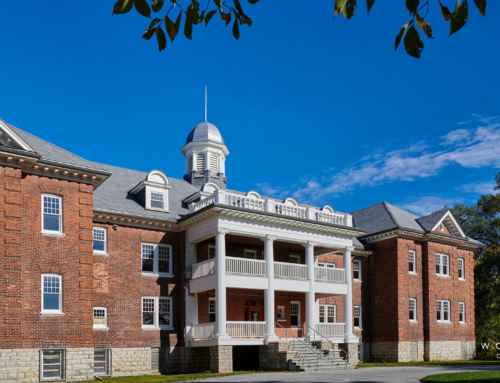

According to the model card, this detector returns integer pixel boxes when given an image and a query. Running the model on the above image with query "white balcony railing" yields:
[274,261,307,280]
[226,257,266,276]
[226,321,266,338]
[314,267,345,283]
[188,190,352,226]
[192,258,216,279]
[191,322,216,339]
[316,323,345,338]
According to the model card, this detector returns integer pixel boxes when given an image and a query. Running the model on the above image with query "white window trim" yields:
[458,258,465,281]
[209,297,216,322]
[244,249,257,259]
[290,301,301,328]
[141,296,173,330]
[437,299,451,323]
[141,243,173,277]
[41,194,63,235]
[277,305,286,321]
[436,253,450,277]
[93,307,108,330]
[41,274,63,315]
[317,262,336,268]
[208,245,216,259]
[146,186,170,212]
[289,255,300,264]
[459,302,466,324]
[353,260,361,281]
[40,349,65,381]
[409,298,418,323]
[409,250,417,275]
[93,227,108,255]
[354,306,362,329]
[318,304,337,324]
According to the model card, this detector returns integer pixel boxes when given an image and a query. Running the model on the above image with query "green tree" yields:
[447,171,500,355]
[112,0,488,58]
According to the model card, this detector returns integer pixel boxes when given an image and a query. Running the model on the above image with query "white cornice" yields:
[0,119,35,152]
[93,211,179,231]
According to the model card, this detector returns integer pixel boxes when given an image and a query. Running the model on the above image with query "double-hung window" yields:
[277,305,285,321]
[354,306,362,328]
[41,349,65,380]
[245,250,257,259]
[41,274,62,314]
[436,254,449,277]
[317,262,336,268]
[150,192,164,209]
[209,245,216,259]
[289,255,300,264]
[141,243,172,276]
[93,227,107,254]
[437,300,450,322]
[458,258,465,280]
[42,194,62,234]
[459,302,466,323]
[93,307,108,329]
[409,298,417,322]
[319,305,336,323]
[209,298,216,322]
[409,250,416,274]
[353,260,361,281]
[142,297,173,329]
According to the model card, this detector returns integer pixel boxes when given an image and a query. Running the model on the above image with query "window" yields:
[94,349,110,375]
[209,153,218,172]
[319,305,336,323]
[440,223,445,232]
[289,255,300,264]
[245,250,256,259]
[197,153,206,170]
[209,245,216,259]
[409,298,417,322]
[290,302,300,327]
[277,305,285,321]
[42,194,62,233]
[41,274,62,314]
[354,306,362,328]
[209,298,216,322]
[458,258,465,280]
[409,250,416,274]
[41,349,65,380]
[93,307,108,329]
[353,260,361,281]
[142,297,173,329]
[318,262,336,268]
[141,243,172,276]
[437,300,450,322]
[150,192,164,209]
[436,254,449,276]
[459,302,465,323]
[93,227,107,254]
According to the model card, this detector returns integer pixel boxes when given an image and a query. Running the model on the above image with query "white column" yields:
[343,246,358,343]
[185,240,197,279]
[185,288,198,341]
[304,242,316,338]
[215,229,229,337]
[192,152,198,171]
[263,236,277,341]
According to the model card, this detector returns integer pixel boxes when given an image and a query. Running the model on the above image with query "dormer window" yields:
[130,170,171,212]
[150,192,164,209]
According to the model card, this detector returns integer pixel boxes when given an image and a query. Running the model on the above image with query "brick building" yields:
[0,118,481,381]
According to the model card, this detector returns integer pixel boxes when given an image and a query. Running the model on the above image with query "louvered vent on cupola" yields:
[197,153,206,170]
[210,153,218,172]
[189,155,194,171]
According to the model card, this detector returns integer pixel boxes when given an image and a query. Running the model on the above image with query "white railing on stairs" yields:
[274,262,307,280]
[225,257,266,276]
[226,321,266,338]
[314,267,345,283]
[191,258,215,279]
[316,323,345,338]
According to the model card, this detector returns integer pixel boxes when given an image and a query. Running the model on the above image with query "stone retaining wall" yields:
[111,347,150,377]
[424,341,475,361]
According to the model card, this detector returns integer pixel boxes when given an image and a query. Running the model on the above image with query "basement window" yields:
[94,349,111,375]
[40,349,65,380]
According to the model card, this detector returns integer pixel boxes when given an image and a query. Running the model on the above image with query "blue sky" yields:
[1,1,499,216]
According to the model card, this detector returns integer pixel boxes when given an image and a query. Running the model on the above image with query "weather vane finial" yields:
[205,85,207,123]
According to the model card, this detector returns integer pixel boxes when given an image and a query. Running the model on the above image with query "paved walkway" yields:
[197,365,500,383]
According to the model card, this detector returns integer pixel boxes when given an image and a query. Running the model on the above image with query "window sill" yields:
[93,252,108,256]
[146,207,170,213]
[436,275,451,278]
[40,312,65,316]
[353,279,362,282]
[460,322,467,325]
[93,327,109,331]
[354,327,363,330]
[40,231,65,238]
[409,272,418,276]
[437,321,452,324]
[409,320,419,324]
[459,278,466,281]
[141,273,174,278]
[277,319,287,322]
[142,327,174,331]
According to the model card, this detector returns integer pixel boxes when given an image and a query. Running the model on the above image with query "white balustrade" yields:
[225,193,265,211]
[314,267,345,283]
[316,323,345,338]
[190,194,216,213]
[273,202,307,218]
[191,322,216,339]
[191,258,216,279]
[226,321,266,338]
[315,211,345,225]
[274,261,307,280]
[225,257,266,276]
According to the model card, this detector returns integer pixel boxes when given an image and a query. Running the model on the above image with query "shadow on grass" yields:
[421,371,500,382]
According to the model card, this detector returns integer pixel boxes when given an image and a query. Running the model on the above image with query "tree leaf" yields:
[334,0,348,18]
[152,0,164,13]
[472,0,487,16]
[232,18,240,40]
[342,0,357,20]
[395,21,411,51]
[220,9,232,26]
[404,25,423,59]
[233,0,245,15]
[213,0,222,10]
[366,0,375,15]
[113,0,134,15]
[205,9,217,27]
[142,26,157,40]
[134,0,151,18]
[422,21,434,39]
[184,11,193,39]
[156,26,167,51]
[438,0,453,21]
[406,0,420,16]
[415,12,423,29]
[450,0,469,37]
[165,16,178,41]
[174,11,182,35]
[247,0,260,3]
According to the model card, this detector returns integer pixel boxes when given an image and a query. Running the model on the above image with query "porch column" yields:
[215,229,229,337]
[305,241,316,338]
[343,246,357,343]
[263,235,278,341]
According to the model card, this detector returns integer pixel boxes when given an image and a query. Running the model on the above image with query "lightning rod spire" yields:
[205,85,207,123]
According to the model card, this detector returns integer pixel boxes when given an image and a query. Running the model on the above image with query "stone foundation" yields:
[179,346,210,373]
[424,341,475,361]
[210,345,233,373]
[371,341,424,362]
[259,341,297,371]
[339,343,359,366]
[111,347,150,377]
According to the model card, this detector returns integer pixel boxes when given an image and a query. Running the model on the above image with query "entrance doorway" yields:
[244,299,264,322]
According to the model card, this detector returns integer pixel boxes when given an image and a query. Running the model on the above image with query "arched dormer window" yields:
[202,182,220,194]
[284,197,299,206]
[130,170,172,212]
[321,205,335,214]
[246,191,262,199]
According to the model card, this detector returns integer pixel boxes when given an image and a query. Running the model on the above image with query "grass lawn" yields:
[358,360,500,368]
[87,371,271,383]
[421,371,500,382]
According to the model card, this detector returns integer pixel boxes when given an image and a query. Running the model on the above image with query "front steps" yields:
[288,340,353,371]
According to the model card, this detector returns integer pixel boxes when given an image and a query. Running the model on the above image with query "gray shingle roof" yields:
[93,163,199,222]
[4,120,106,172]
[416,210,448,232]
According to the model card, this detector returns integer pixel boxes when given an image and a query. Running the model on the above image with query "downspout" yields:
[367,254,373,362]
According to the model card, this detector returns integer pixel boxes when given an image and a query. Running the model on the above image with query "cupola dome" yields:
[186,122,225,145]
